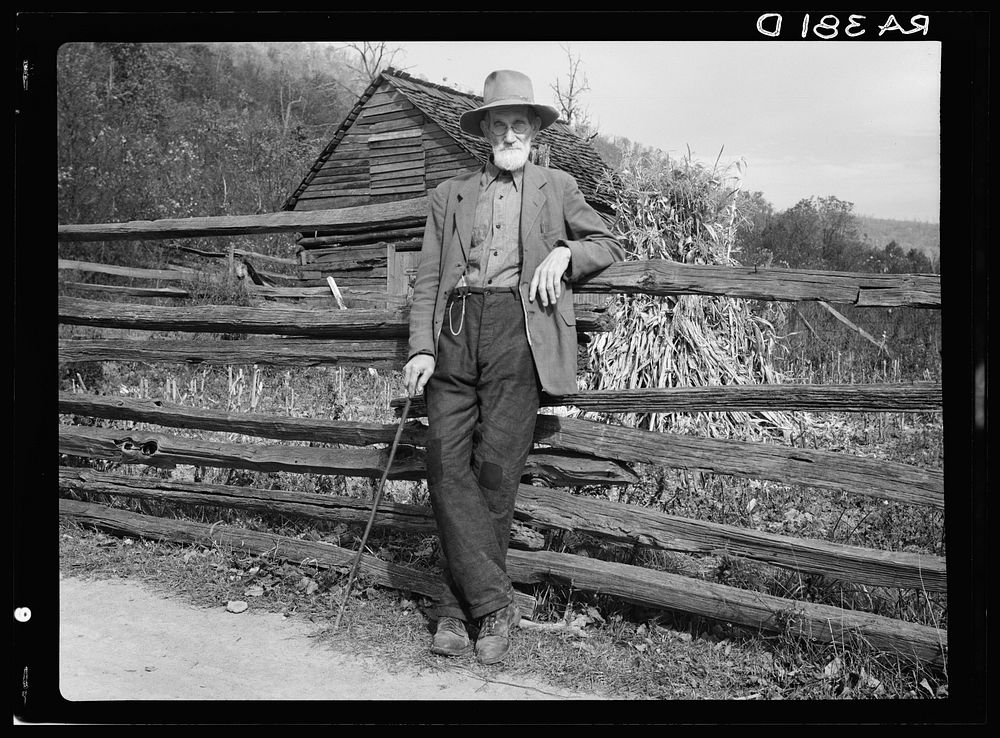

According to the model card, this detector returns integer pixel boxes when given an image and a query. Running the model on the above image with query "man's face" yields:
[481,106,539,171]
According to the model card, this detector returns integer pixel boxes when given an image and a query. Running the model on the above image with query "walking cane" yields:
[333,394,413,632]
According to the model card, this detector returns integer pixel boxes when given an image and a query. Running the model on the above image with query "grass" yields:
[58,356,948,701]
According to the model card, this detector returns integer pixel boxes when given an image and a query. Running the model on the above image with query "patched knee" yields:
[426,437,444,487]
[478,461,503,491]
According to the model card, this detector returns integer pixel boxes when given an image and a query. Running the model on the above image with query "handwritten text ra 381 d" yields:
[757,13,930,39]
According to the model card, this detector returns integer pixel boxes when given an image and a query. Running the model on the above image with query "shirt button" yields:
[495,224,501,229]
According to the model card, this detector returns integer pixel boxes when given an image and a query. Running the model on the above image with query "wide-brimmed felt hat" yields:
[459,69,559,136]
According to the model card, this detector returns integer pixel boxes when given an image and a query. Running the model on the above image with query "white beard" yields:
[492,143,530,172]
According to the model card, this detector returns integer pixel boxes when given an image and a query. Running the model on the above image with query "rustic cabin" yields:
[282,67,616,304]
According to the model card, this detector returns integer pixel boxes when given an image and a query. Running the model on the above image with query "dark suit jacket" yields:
[408,160,624,396]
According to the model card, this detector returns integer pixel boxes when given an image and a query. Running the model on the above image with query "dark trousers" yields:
[424,290,541,621]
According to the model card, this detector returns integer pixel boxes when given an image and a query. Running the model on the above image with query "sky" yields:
[388,41,941,223]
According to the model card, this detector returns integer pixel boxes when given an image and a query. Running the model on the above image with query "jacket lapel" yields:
[452,170,481,261]
[520,161,547,248]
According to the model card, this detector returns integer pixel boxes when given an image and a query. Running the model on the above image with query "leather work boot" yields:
[474,601,520,665]
[431,616,473,656]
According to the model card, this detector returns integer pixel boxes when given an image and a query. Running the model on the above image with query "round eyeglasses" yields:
[490,120,531,136]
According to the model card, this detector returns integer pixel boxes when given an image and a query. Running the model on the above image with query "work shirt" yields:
[464,161,523,288]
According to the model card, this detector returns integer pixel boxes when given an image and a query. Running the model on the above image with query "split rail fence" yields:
[57,197,945,665]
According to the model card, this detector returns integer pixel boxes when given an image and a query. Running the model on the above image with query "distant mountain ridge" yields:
[855,215,940,259]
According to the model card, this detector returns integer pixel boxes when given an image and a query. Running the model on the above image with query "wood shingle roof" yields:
[284,67,615,213]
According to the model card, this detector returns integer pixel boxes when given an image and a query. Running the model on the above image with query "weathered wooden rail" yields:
[57,465,945,594]
[58,337,410,368]
[58,424,638,488]
[58,296,612,337]
[56,198,429,241]
[392,383,943,415]
[57,203,947,664]
[58,206,940,307]
[59,391,943,508]
[58,497,945,665]
[574,261,940,308]
[59,387,942,444]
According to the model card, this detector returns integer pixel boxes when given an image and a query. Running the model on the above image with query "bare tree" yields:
[550,44,594,136]
[343,41,406,84]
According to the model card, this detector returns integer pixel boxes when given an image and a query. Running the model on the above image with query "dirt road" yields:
[58,576,605,704]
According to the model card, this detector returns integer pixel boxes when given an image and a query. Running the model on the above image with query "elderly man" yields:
[403,69,624,665]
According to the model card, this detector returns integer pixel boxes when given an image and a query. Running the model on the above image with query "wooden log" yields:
[55,462,944,593]
[58,296,612,337]
[294,196,373,211]
[575,261,940,308]
[58,391,428,447]
[392,383,943,416]
[522,451,637,487]
[856,287,941,308]
[58,467,437,532]
[58,498,538,619]
[244,268,310,287]
[58,499,943,663]
[58,424,428,479]
[300,266,387,279]
[296,218,425,238]
[297,226,425,248]
[530,415,943,509]
[58,297,408,338]
[512,485,945,592]
[504,549,945,665]
[510,522,547,551]
[58,337,410,368]
[249,286,409,309]
[58,425,635,487]
[62,283,191,299]
[57,393,945,592]
[57,198,430,242]
[136,243,300,267]
[58,259,198,281]
[302,245,387,269]
[56,468,547,554]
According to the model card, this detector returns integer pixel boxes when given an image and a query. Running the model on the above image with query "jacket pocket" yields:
[556,294,576,326]
[540,225,564,248]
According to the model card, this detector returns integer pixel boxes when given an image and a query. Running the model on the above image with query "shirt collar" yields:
[483,159,524,191]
